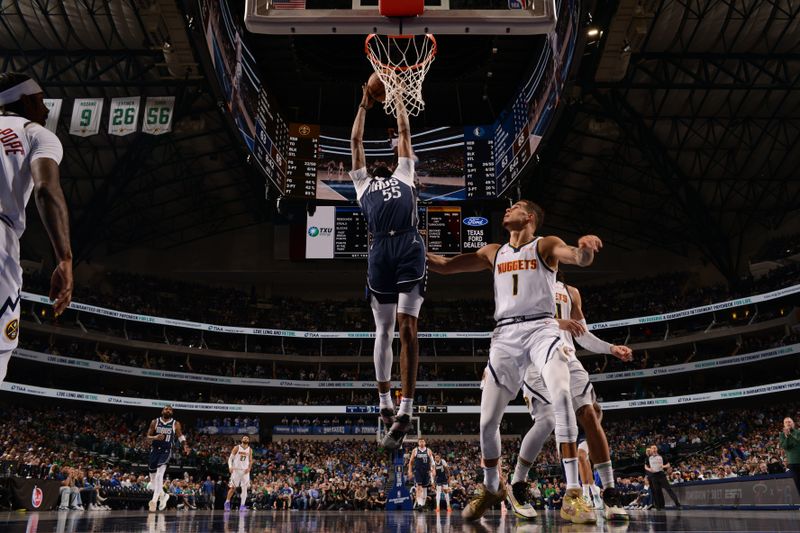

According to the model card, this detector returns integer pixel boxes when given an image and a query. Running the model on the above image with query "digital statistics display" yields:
[306,206,491,259]
[284,123,320,198]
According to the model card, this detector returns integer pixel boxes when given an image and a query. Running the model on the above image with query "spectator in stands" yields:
[58,467,83,510]
[201,476,215,509]
[780,417,800,495]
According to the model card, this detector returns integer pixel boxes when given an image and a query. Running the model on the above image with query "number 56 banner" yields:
[142,97,175,135]
[69,98,104,137]
[108,96,141,136]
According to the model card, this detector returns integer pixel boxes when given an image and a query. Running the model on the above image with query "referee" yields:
[644,444,681,510]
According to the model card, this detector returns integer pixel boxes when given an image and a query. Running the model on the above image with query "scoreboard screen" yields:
[306,206,491,259]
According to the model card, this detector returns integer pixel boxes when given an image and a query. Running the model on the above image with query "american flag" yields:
[272,0,306,9]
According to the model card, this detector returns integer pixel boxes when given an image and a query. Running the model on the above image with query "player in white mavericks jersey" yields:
[225,436,253,512]
[0,72,72,383]
[508,279,632,521]
[427,200,603,523]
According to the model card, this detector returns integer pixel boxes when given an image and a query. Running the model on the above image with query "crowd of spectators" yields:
[1,401,798,511]
[20,262,800,338]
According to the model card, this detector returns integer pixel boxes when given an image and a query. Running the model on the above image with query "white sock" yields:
[240,487,248,506]
[483,465,500,493]
[444,492,451,508]
[435,486,441,508]
[379,391,393,410]
[512,460,531,485]
[563,457,580,490]
[398,397,413,417]
[582,484,591,499]
[595,461,615,488]
[150,474,160,502]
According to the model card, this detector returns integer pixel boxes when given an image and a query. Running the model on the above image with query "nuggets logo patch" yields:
[4,319,18,341]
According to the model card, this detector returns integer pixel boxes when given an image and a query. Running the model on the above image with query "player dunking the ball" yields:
[0,72,72,384]
[350,80,426,449]
[225,435,253,512]
[146,405,190,512]
[427,201,603,522]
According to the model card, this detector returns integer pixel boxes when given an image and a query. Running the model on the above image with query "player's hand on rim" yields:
[50,259,73,316]
[577,235,602,253]
[611,345,633,362]
[557,318,586,337]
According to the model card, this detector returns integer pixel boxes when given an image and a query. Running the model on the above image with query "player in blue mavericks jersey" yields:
[350,85,426,450]
[146,405,190,512]
[407,439,435,511]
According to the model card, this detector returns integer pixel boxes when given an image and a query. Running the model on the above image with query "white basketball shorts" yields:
[0,223,21,356]
[484,318,563,395]
[229,470,250,489]
[521,356,596,420]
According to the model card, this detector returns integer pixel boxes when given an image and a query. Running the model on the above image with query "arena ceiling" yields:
[528,0,800,282]
[2,0,799,283]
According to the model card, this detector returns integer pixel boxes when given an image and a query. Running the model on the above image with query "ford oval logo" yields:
[463,217,489,227]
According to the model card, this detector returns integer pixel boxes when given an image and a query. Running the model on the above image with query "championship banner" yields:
[42,99,62,133]
[142,96,176,135]
[10,478,62,511]
[68,98,104,137]
[108,96,141,136]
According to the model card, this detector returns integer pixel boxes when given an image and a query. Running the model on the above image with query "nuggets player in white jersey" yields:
[350,85,426,449]
[146,405,191,512]
[510,278,632,522]
[427,200,602,522]
[0,72,72,383]
[225,436,253,512]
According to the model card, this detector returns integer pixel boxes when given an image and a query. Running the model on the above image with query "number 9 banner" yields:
[142,96,176,135]
[108,96,141,136]
[68,98,104,137]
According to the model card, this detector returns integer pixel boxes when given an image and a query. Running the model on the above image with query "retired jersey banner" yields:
[42,99,62,133]
[68,98,104,137]
[142,96,176,135]
[108,96,141,136]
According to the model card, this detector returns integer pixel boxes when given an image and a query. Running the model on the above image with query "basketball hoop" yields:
[365,33,437,117]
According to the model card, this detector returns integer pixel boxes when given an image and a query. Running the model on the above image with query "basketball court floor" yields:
[2,509,799,533]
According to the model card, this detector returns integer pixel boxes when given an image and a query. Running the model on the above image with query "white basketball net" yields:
[365,34,437,117]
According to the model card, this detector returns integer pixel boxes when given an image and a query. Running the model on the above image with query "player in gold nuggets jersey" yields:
[427,200,601,523]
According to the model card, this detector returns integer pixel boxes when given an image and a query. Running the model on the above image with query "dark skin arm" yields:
[174,421,191,454]
[350,85,372,171]
[31,158,72,315]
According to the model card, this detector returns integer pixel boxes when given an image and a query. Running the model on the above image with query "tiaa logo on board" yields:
[463,217,489,227]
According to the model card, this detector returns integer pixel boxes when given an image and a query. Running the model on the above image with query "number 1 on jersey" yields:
[512,274,519,296]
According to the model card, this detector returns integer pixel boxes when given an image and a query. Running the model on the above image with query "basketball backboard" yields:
[243,0,557,35]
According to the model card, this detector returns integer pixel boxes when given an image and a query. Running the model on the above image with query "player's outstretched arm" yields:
[427,244,500,275]
[568,286,632,361]
[539,234,602,269]
[31,157,72,315]
[350,84,372,171]
[395,94,413,159]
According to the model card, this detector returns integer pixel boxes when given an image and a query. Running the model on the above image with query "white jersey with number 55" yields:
[493,237,557,322]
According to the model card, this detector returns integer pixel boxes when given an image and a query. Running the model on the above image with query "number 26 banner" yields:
[68,98,104,137]
[142,97,175,135]
[108,96,141,136]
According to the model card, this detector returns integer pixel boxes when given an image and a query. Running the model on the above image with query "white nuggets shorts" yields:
[229,470,250,489]
[521,354,596,421]
[484,318,564,395]
[0,223,21,357]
